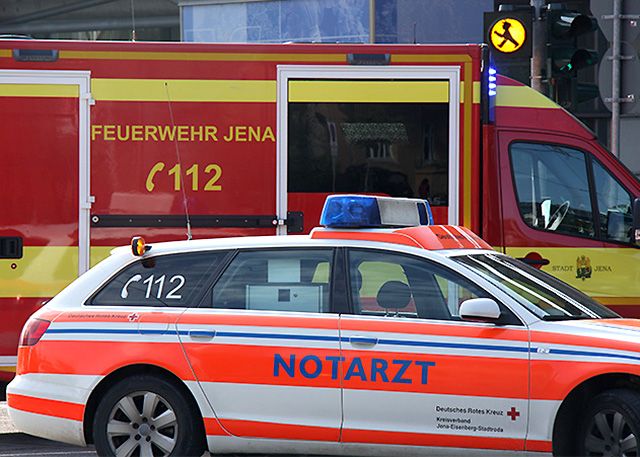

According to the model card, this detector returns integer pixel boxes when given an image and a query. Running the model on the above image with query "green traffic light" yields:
[547,9,598,76]
[545,7,600,107]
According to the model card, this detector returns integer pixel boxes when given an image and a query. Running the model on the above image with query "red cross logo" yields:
[128,313,140,322]
[507,407,520,421]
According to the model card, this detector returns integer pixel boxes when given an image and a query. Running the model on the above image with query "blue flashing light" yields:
[321,195,381,228]
[320,195,433,228]
[487,67,498,98]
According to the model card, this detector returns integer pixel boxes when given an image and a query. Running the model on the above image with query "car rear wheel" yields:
[578,389,640,457]
[93,375,203,457]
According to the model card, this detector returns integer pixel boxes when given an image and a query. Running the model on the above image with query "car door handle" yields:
[188,329,216,340]
[349,336,378,347]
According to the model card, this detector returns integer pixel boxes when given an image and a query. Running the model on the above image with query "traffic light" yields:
[547,6,598,75]
[546,4,599,108]
[484,8,533,85]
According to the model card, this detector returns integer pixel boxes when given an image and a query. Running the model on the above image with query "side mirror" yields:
[633,198,640,246]
[459,298,502,324]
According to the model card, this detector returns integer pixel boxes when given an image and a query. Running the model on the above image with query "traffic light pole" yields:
[611,0,621,158]
[531,0,545,92]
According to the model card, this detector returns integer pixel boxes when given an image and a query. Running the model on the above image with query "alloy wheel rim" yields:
[106,390,178,457]
[584,409,638,457]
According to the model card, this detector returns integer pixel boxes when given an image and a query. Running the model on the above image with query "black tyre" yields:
[92,375,204,457]
[578,389,640,457]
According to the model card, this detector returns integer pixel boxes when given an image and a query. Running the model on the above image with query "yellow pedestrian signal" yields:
[490,18,526,53]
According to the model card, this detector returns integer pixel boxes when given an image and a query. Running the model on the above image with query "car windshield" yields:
[453,253,620,320]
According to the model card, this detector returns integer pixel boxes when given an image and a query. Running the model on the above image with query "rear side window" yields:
[208,249,333,313]
[89,251,228,307]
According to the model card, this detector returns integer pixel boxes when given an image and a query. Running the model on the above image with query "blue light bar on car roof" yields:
[320,195,433,228]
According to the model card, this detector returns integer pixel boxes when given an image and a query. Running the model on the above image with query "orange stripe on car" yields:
[218,419,339,441]
[7,393,84,421]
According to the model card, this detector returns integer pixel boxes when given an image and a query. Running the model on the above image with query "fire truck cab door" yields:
[277,65,462,233]
[498,129,640,313]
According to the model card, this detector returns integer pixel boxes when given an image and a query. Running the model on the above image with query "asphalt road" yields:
[1,398,97,456]
[0,433,97,456]
[0,432,551,457]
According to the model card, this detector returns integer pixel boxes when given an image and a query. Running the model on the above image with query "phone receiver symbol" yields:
[121,274,142,299]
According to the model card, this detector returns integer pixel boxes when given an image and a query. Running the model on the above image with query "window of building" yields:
[209,249,333,313]
[88,251,229,307]
[182,0,369,43]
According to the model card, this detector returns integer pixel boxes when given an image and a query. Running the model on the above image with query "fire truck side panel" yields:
[89,100,278,224]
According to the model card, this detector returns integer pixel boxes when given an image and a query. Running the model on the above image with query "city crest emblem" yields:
[576,255,592,280]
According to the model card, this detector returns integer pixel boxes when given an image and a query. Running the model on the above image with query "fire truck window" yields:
[210,249,333,313]
[347,249,490,320]
[510,142,595,238]
[592,159,633,244]
[288,102,449,206]
[88,251,229,308]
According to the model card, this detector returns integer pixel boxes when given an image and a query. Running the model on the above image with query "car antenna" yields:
[130,0,137,42]
[165,82,193,240]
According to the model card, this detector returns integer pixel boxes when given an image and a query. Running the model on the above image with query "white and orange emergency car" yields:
[7,195,640,457]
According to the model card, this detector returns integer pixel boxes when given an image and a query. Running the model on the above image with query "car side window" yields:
[209,249,333,313]
[348,249,490,320]
[592,159,633,244]
[89,251,229,307]
[510,142,595,237]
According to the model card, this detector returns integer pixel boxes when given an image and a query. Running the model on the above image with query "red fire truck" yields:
[0,39,638,381]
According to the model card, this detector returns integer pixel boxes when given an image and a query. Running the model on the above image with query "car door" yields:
[176,247,342,441]
[339,248,529,450]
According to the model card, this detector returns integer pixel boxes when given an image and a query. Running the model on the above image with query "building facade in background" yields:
[180,0,493,44]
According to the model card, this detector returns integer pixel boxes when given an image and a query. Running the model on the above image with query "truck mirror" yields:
[633,198,640,246]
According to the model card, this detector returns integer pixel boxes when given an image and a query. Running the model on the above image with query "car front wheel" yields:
[578,389,640,457]
[92,375,203,457]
